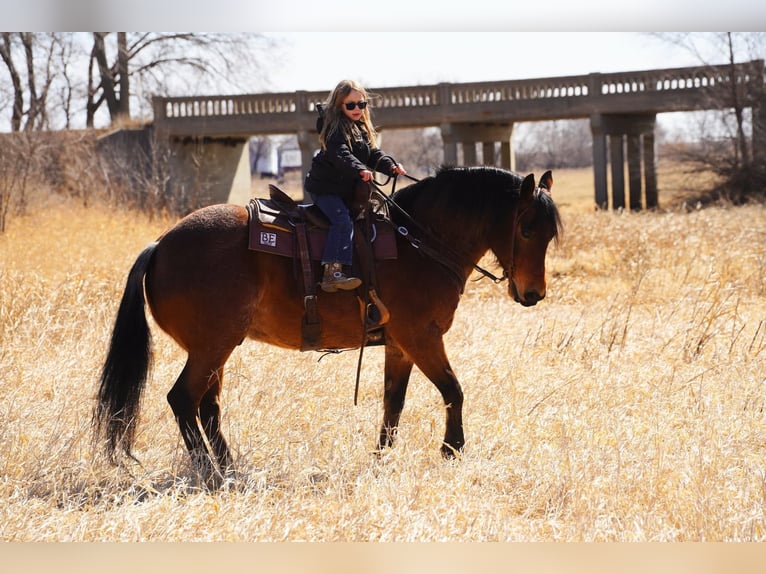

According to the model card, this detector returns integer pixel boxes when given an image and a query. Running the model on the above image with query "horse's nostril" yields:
[525,290,544,302]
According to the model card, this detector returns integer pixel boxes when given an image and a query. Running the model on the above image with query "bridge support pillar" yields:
[591,119,608,209]
[440,123,514,170]
[590,113,657,211]
[297,130,317,201]
[753,94,766,166]
[165,136,251,207]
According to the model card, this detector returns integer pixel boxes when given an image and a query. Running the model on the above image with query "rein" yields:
[351,164,538,406]
[370,171,509,289]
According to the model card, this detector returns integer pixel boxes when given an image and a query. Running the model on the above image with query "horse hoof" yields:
[440,443,463,459]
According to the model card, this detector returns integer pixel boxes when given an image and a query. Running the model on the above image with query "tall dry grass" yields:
[1,167,765,541]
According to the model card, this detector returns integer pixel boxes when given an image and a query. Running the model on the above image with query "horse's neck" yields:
[405,201,491,268]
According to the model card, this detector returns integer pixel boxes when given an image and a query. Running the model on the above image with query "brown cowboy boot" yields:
[320,263,362,293]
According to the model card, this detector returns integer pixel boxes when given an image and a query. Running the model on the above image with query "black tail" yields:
[94,242,157,462]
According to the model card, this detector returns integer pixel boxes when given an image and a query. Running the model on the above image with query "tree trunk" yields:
[21,33,39,131]
[92,33,121,122]
[117,32,130,120]
[0,33,24,132]
[727,33,751,170]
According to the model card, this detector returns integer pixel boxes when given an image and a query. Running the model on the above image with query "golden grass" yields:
[1,168,765,541]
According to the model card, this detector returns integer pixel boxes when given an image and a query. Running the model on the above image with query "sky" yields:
[257,32,747,139]
[263,33,706,94]
[2,1,762,134]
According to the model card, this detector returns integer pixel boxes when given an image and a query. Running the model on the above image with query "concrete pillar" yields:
[297,130,318,201]
[440,122,513,169]
[627,134,643,211]
[440,123,458,166]
[609,135,626,211]
[753,94,766,166]
[643,132,658,209]
[167,136,250,207]
[496,128,515,170]
[500,141,514,171]
[749,61,765,165]
[482,141,495,165]
[596,113,657,211]
[463,141,478,165]
[590,114,608,209]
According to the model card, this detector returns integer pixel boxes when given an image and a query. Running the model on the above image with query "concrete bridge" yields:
[151,59,765,209]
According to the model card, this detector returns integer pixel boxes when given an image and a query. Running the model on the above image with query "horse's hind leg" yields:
[167,354,232,477]
[377,344,414,451]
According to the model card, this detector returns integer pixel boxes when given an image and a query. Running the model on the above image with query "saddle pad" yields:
[248,198,397,261]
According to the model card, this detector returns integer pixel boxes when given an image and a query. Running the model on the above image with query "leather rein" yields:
[351,166,547,406]
[370,170,546,291]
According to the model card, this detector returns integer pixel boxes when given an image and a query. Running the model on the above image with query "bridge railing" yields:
[152,60,764,129]
[595,61,763,95]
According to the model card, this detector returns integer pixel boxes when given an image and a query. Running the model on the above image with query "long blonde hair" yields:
[318,80,379,150]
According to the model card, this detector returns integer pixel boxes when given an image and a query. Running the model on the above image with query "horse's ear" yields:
[540,170,553,193]
[521,173,536,201]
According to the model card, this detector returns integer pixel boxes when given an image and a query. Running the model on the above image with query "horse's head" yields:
[494,171,561,307]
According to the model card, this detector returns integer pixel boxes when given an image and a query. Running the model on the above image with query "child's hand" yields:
[392,164,406,176]
[359,169,373,182]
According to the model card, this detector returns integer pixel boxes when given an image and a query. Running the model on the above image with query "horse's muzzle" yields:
[511,280,545,307]
[519,290,545,307]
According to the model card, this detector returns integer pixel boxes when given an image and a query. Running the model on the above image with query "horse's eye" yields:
[520,225,533,240]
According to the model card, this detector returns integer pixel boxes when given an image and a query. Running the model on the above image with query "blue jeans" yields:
[311,194,354,266]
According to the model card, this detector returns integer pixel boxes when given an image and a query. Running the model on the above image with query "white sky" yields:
[2,1,761,135]
[263,33,704,94]
[260,32,738,139]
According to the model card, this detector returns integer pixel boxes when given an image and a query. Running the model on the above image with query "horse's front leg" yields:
[378,344,415,451]
[432,365,465,458]
[199,374,234,474]
[408,339,465,458]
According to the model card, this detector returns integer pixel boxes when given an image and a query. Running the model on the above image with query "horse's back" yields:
[162,203,249,240]
[145,204,255,350]
[149,204,251,297]
[143,203,362,351]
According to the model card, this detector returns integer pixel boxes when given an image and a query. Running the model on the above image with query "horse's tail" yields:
[94,242,157,463]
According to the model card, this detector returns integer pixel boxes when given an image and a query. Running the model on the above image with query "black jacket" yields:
[305,120,397,199]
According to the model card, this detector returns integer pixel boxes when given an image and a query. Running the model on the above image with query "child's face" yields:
[341,89,367,122]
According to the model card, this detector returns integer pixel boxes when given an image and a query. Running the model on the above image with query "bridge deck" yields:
[153,60,764,137]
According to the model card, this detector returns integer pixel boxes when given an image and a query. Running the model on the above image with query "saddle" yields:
[246,184,397,351]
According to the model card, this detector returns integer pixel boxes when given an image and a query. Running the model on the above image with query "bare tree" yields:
[514,120,592,172]
[377,128,444,178]
[87,32,275,126]
[1,32,277,131]
[54,34,78,129]
[0,34,24,131]
[0,132,49,230]
[654,32,766,202]
[0,33,64,131]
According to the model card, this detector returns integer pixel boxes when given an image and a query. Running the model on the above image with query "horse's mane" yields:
[392,165,523,211]
[390,166,560,243]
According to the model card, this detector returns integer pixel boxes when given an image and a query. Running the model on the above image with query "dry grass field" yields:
[1,164,765,542]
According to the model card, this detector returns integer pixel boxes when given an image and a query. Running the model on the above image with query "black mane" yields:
[390,166,560,243]
[392,166,524,212]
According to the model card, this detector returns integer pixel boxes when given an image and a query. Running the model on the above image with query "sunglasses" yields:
[343,101,368,111]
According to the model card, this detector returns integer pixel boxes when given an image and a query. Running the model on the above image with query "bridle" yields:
[370,171,551,291]
[353,168,549,405]
[503,185,552,293]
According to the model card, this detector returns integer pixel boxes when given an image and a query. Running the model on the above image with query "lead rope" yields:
[353,182,377,406]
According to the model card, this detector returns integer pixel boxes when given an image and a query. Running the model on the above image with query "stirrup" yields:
[366,288,390,326]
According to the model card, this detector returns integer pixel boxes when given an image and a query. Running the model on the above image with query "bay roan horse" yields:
[95,166,561,476]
